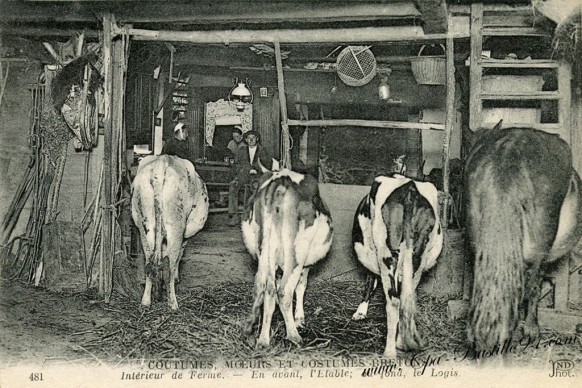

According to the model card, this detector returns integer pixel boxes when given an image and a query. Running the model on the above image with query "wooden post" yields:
[274,40,291,169]
[442,20,455,229]
[107,28,128,302]
[558,63,572,143]
[468,3,483,132]
[100,13,114,297]
[153,71,165,155]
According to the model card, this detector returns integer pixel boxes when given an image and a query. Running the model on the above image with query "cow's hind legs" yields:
[352,274,378,320]
[379,258,399,359]
[142,276,153,307]
[164,257,179,311]
[257,276,277,348]
[244,266,266,337]
[293,268,310,328]
[279,265,305,345]
[141,259,156,308]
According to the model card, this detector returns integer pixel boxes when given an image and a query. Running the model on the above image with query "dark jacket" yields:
[233,144,274,181]
[161,138,193,164]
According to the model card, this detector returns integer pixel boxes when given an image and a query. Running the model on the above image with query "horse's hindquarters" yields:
[550,173,582,260]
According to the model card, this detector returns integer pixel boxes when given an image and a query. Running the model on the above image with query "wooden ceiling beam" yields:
[0,26,100,39]
[117,26,467,44]
[0,2,420,24]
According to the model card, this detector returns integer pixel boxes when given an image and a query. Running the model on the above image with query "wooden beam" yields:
[287,119,445,131]
[483,14,548,27]
[470,59,561,68]
[468,3,483,132]
[558,63,571,143]
[0,2,420,24]
[450,4,539,14]
[0,26,100,38]
[480,92,561,100]
[117,26,467,44]
[483,27,550,36]
[441,17,455,229]
[100,13,114,298]
[108,30,126,303]
[274,41,291,169]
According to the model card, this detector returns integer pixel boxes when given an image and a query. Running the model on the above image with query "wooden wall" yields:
[0,62,42,238]
[0,62,102,244]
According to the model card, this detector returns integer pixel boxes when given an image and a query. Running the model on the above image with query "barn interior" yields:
[0,0,581,376]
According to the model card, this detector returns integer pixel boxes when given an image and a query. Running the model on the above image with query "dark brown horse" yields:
[466,123,582,352]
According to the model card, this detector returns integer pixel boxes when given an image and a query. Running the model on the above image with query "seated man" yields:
[226,125,245,158]
[228,130,276,226]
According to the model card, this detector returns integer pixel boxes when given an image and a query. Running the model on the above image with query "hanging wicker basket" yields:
[410,45,446,85]
[336,46,377,87]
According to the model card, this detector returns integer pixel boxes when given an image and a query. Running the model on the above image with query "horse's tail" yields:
[467,171,525,351]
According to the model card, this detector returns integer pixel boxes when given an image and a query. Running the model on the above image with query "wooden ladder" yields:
[465,4,575,320]
[468,3,571,142]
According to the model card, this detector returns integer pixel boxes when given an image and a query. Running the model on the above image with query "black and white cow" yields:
[131,155,209,310]
[242,169,333,347]
[351,174,443,358]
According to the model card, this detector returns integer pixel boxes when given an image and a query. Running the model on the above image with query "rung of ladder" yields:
[480,91,560,100]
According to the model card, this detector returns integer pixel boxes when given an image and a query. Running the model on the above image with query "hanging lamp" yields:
[229,77,253,110]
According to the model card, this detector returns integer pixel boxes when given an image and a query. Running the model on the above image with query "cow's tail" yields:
[151,163,168,299]
[244,178,297,336]
[468,169,524,352]
[273,177,299,261]
[398,186,422,350]
[271,177,300,279]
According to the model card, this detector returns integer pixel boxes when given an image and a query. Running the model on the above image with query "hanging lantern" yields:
[229,77,253,110]
[378,75,390,100]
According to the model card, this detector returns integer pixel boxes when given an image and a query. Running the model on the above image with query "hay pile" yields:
[74,280,581,371]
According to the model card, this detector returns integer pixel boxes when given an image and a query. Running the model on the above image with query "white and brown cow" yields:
[242,169,333,347]
[131,155,209,310]
[352,174,443,358]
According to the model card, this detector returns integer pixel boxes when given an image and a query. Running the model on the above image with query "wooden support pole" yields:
[274,41,291,169]
[100,13,114,298]
[442,23,455,230]
[288,119,444,131]
[107,29,127,302]
[468,3,483,132]
[558,63,572,144]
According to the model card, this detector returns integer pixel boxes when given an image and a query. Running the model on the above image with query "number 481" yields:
[29,373,43,381]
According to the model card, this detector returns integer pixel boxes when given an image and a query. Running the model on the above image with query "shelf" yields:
[480,91,561,100]
[482,123,562,131]
[466,59,560,68]
[482,27,548,37]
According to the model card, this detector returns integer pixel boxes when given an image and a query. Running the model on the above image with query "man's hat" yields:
[243,130,260,140]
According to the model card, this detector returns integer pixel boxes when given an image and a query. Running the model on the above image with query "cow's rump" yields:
[131,155,209,310]
[242,169,333,347]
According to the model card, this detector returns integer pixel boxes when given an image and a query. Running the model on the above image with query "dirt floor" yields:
[1,214,581,376]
